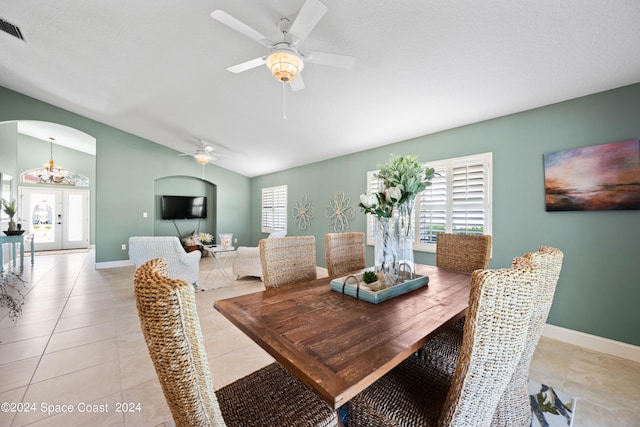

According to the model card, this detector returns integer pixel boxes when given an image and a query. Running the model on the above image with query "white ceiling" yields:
[1,1,639,177]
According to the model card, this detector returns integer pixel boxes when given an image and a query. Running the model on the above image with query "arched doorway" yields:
[12,121,96,251]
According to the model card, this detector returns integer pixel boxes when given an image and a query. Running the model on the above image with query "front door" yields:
[18,187,89,251]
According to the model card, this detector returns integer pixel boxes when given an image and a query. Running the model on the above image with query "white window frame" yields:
[365,170,382,246]
[261,185,288,233]
[365,152,492,253]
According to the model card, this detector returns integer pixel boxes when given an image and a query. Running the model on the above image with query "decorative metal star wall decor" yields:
[293,195,315,230]
[326,190,356,232]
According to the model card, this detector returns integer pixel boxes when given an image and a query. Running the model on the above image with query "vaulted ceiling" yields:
[2,1,639,177]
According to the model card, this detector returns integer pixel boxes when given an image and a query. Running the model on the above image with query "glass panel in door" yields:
[29,190,61,250]
[62,190,89,249]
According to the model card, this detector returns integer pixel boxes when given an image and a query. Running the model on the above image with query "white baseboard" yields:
[542,324,640,363]
[95,259,133,269]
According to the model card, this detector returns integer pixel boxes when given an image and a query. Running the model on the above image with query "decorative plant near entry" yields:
[1,198,17,219]
[0,270,26,323]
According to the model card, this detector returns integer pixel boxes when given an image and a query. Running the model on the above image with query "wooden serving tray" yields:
[330,272,429,304]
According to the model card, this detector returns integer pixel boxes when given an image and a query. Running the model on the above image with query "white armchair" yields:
[128,236,201,286]
[232,246,262,279]
[232,231,286,280]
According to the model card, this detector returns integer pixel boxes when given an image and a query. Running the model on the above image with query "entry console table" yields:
[0,233,35,272]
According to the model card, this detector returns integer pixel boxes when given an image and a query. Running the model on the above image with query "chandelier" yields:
[266,49,304,83]
[36,137,70,184]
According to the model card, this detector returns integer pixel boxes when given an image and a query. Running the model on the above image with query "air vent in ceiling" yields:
[0,17,25,41]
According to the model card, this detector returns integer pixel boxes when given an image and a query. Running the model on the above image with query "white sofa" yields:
[232,231,286,280]
[129,236,201,286]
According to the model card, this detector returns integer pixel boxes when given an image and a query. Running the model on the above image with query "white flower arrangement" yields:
[359,154,435,218]
[198,232,214,245]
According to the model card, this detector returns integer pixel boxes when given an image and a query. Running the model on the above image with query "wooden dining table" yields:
[214,264,471,410]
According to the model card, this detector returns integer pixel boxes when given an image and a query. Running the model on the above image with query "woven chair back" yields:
[259,236,317,289]
[324,232,366,278]
[440,260,539,426]
[134,258,226,427]
[492,246,564,426]
[436,233,492,273]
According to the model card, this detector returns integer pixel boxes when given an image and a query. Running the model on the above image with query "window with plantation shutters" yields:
[415,152,492,252]
[365,153,492,252]
[261,185,287,233]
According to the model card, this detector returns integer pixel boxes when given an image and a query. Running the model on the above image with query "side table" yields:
[202,245,237,289]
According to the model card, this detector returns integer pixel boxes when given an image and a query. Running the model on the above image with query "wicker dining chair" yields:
[134,258,337,427]
[436,233,492,273]
[416,246,564,426]
[259,236,317,289]
[324,232,366,278]
[346,260,539,427]
[491,246,564,427]
[424,232,492,360]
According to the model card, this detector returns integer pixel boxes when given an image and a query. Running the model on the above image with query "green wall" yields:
[1,83,638,346]
[0,122,17,181]
[250,84,640,346]
[0,86,252,264]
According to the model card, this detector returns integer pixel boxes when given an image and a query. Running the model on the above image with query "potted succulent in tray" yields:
[1,198,18,232]
[362,270,386,291]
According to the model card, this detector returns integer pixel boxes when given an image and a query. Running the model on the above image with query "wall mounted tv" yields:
[161,195,207,220]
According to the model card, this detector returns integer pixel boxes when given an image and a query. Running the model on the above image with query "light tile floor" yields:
[0,250,638,426]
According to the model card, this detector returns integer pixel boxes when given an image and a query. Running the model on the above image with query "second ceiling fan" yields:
[211,0,355,91]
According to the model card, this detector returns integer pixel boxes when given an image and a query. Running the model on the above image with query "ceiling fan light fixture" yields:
[266,50,304,83]
[194,152,211,165]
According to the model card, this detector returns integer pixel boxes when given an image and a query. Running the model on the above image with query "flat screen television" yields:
[161,195,207,220]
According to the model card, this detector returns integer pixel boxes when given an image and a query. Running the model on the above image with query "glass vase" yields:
[219,233,233,249]
[374,216,400,286]
[396,199,416,281]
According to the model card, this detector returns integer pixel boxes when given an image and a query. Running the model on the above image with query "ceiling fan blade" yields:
[211,10,271,47]
[290,74,305,91]
[288,0,327,45]
[227,56,267,73]
[305,50,355,69]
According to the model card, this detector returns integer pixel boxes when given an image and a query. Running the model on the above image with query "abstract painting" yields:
[544,139,640,211]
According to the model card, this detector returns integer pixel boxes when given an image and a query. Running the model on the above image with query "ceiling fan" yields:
[179,140,229,165]
[211,0,355,91]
